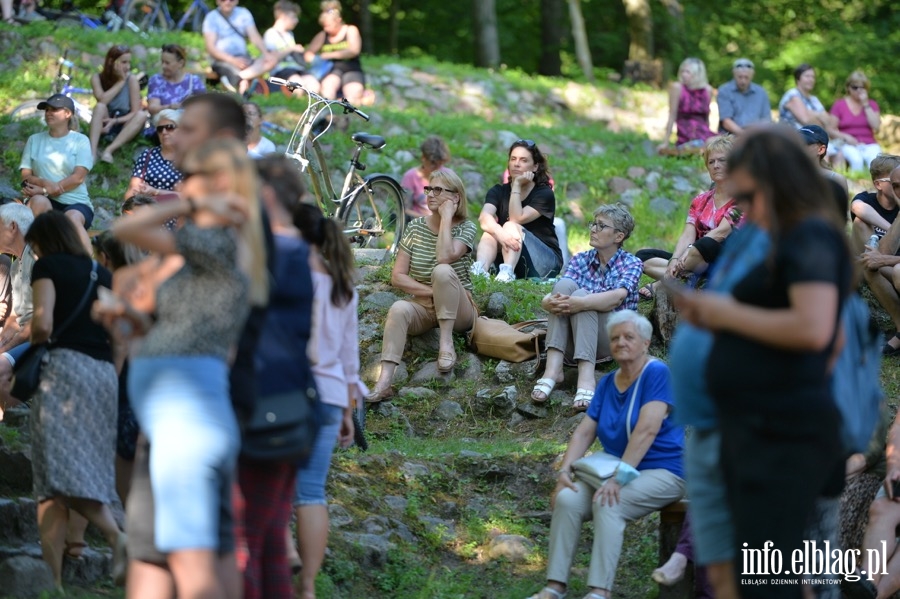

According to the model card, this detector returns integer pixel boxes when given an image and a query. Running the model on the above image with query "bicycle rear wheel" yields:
[340,175,405,255]
[10,100,43,122]
[121,0,169,31]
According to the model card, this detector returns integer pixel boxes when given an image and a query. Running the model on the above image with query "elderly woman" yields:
[88,45,149,165]
[367,169,476,402]
[304,1,365,105]
[779,63,842,146]
[658,58,714,153]
[637,135,737,297]
[125,109,183,201]
[531,204,642,410]
[147,44,206,117]
[830,71,882,172]
[527,310,686,599]
[401,136,455,218]
[471,139,562,282]
[675,126,850,597]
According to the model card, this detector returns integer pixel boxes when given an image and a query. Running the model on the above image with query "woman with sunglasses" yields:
[147,44,206,118]
[829,71,883,172]
[531,204,642,410]
[88,45,149,165]
[673,125,851,597]
[471,139,562,282]
[367,169,477,402]
[125,109,183,203]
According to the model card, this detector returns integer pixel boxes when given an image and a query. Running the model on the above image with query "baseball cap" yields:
[37,94,75,113]
[798,125,829,147]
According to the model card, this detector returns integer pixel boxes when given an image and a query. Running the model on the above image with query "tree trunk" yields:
[472,0,500,69]
[539,0,563,76]
[388,0,399,55]
[566,0,593,81]
[622,0,653,61]
[359,0,373,54]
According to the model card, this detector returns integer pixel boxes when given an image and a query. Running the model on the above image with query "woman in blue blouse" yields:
[527,310,686,599]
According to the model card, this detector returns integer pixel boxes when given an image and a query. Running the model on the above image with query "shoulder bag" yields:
[240,384,322,464]
[571,358,655,488]
[11,260,99,402]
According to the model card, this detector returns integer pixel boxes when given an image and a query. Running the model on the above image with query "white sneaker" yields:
[470,261,488,278]
[495,264,515,283]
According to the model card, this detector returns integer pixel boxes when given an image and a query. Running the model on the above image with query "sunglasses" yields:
[514,139,536,149]
[156,124,177,133]
[875,178,892,183]
[733,61,754,69]
[849,85,866,91]
[423,186,457,197]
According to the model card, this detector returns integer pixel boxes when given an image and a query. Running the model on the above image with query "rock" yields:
[408,328,440,356]
[497,130,520,149]
[400,461,429,479]
[645,171,661,192]
[387,518,416,543]
[329,504,353,528]
[409,362,455,385]
[460,170,485,200]
[507,412,526,427]
[357,320,381,343]
[671,176,695,194]
[486,534,534,562]
[472,386,516,417]
[627,166,646,179]
[418,515,455,542]
[361,515,391,535]
[494,360,514,383]
[62,546,111,587]
[383,495,408,512]
[459,354,483,381]
[398,386,437,401]
[618,188,642,207]
[485,292,509,318]
[565,181,588,202]
[649,196,679,217]
[431,400,463,420]
[361,291,399,310]
[1,405,30,430]
[458,449,486,459]
[370,401,401,418]
[589,144,606,156]
[0,447,32,493]
[608,176,636,195]
[381,63,411,77]
[338,532,393,568]
[393,149,415,164]
[0,556,56,598]
[516,403,549,419]
[92,205,116,231]
[0,497,38,545]
[0,180,20,200]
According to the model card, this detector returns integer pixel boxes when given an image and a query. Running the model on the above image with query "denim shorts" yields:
[128,355,239,553]
[49,198,93,229]
[685,428,734,565]
[293,403,343,506]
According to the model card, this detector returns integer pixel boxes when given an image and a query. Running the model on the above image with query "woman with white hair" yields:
[125,109,183,201]
[526,309,686,599]
[658,58,715,153]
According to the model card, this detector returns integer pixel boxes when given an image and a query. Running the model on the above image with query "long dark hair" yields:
[25,211,90,258]
[508,140,551,186]
[293,203,356,307]
[99,45,130,90]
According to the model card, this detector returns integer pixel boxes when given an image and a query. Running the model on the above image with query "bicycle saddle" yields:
[351,133,386,150]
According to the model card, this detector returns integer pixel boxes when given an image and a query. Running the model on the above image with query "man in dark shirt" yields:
[850,154,900,254]
[716,58,772,135]
[860,165,900,354]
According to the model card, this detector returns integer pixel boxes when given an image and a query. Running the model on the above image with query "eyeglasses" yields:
[875,178,892,183]
[589,221,615,232]
[733,61,754,69]
[156,124,177,133]
[514,139,536,149]
[849,85,865,91]
[424,186,457,197]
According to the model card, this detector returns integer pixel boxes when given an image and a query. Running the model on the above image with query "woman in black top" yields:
[26,211,125,590]
[471,139,563,282]
[675,126,852,599]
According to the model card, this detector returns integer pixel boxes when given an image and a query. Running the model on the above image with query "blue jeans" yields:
[128,355,239,553]
[685,429,734,565]
[293,403,343,506]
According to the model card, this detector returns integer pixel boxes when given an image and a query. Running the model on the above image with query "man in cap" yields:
[799,124,849,198]
[717,59,772,135]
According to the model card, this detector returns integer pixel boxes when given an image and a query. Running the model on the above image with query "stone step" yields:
[0,542,112,589]
[0,446,32,494]
[0,497,37,545]
[353,248,391,264]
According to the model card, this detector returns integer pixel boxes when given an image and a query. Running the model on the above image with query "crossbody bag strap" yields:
[625,357,656,441]
[49,260,99,345]
[217,8,247,40]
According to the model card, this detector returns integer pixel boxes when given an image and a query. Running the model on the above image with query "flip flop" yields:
[573,388,593,412]
[526,587,567,599]
[531,377,558,403]
[638,283,656,301]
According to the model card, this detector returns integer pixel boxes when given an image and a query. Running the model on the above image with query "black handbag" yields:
[11,261,99,402]
[240,385,321,464]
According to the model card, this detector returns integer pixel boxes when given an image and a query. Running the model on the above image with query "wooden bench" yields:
[658,499,694,599]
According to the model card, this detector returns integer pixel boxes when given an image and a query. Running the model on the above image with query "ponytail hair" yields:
[293,203,356,307]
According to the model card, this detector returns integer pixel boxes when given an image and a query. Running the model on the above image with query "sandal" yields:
[526,587,567,599]
[531,377,558,403]
[437,350,456,373]
[64,541,87,560]
[573,388,593,412]
[582,594,607,599]
[883,332,900,356]
[638,283,656,301]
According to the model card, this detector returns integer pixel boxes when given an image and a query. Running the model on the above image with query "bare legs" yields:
[89,102,149,163]
[28,198,92,254]
[473,222,525,274]
[295,505,328,599]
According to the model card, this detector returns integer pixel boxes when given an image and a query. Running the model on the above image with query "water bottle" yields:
[867,234,880,250]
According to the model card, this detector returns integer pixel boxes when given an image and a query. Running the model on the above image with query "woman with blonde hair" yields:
[367,168,477,401]
[110,138,267,598]
[830,70,883,172]
[303,0,366,105]
[658,58,715,153]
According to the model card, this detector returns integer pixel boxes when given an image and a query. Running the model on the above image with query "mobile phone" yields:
[892,479,900,499]
[658,278,687,297]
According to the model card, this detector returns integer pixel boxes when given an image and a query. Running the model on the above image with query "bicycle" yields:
[10,50,93,125]
[269,76,405,257]
[118,0,210,32]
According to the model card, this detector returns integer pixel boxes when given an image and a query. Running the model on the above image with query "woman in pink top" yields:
[830,71,882,172]
[292,202,361,599]
[658,58,715,153]
[401,136,455,218]
[637,136,738,296]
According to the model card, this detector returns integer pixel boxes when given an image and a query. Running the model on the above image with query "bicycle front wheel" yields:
[122,0,169,31]
[340,175,405,256]
[10,100,43,122]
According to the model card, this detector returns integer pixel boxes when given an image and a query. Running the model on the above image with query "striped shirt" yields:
[399,218,477,291]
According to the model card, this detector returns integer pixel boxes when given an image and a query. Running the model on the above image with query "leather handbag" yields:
[240,385,321,464]
[468,317,547,363]
[11,261,99,402]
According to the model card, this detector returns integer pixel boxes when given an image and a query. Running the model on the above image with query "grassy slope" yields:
[0,22,895,599]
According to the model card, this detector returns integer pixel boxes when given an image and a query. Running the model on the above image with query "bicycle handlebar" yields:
[268,77,369,121]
